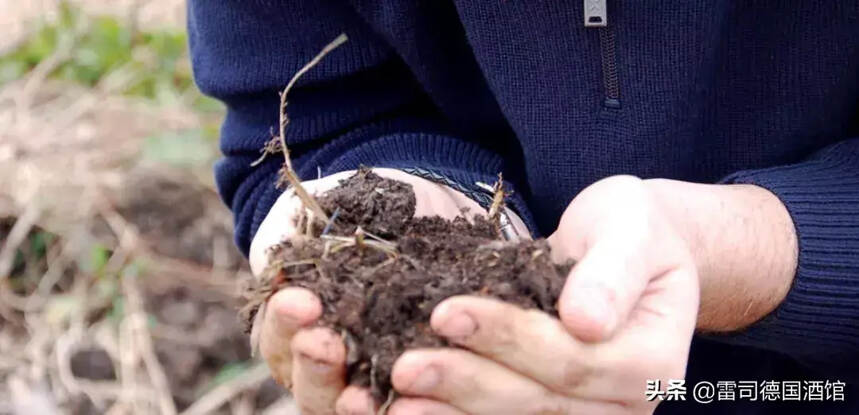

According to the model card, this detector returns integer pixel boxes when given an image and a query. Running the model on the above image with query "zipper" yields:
[584,0,621,109]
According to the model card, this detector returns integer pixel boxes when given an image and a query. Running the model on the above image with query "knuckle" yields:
[437,351,482,392]
[473,308,520,351]
[492,321,521,351]
[559,355,594,392]
[586,175,648,205]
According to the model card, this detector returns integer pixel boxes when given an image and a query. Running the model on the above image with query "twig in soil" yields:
[304,209,316,236]
[477,175,521,240]
[486,173,506,222]
[342,329,360,366]
[362,229,395,246]
[377,390,396,415]
[320,207,341,235]
[320,234,398,257]
[354,227,366,249]
[369,354,380,397]
[274,33,348,225]
[322,240,333,259]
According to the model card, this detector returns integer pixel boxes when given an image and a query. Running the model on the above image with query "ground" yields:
[0,2,296,414]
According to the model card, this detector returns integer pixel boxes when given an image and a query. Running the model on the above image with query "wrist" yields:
[644,179,798,332]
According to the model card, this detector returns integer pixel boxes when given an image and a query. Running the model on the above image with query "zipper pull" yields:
[584,0,607,27]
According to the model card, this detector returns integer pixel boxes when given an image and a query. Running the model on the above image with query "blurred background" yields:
[0,1,295,413]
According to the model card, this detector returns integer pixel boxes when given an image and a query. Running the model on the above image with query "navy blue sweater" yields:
[188,1,859,412]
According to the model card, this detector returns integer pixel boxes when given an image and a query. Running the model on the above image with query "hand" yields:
[386,175,699,414]
[386,175,797,414]
[249,168,528,414]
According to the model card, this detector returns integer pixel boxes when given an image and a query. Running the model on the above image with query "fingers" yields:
[388,398,466,415]
[259,288,322,387]
[572,268,697,402]
[551,178,692,342]
[430,296,603,396]
[558,220,697,343]
[557,234,657,342]
[259,289,356,415]
[391,349,575,415]
[335,386,377,415]
[430,294,694,404]
[291,327,348,415]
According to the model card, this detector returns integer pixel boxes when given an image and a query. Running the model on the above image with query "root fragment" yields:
[321,207,341,236]
[271,33,349,225]
[478,174,521,240]
[249,132,282,167]
[354,227,365,249]
[377,390,396,415]
[486,173,506,221]
[239,165,568,400]
[478,173,509,238]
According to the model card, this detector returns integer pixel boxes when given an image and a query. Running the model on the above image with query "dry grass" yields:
[0,2,296,414]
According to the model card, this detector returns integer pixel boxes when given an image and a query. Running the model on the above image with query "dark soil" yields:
[245,168,571,400]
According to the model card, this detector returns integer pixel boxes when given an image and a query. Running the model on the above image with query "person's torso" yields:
[346,1,859,413]
[348,0,859,232]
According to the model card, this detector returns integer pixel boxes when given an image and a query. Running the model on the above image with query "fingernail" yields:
[437,313,476,339]
[299,352,333,374]
[406,366,440,393]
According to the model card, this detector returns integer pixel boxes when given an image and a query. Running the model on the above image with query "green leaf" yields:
[80,243,110,275]
[29,231,55,258]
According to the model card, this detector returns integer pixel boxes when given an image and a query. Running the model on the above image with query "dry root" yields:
[269,33,350,224]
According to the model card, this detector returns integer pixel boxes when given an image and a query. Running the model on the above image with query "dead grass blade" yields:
[0,204,40,279]
[179,363,270,415]
[274,33,349,225]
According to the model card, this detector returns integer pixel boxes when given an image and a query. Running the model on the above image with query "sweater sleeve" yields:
[187,1,532,255]
[718,138,859,374]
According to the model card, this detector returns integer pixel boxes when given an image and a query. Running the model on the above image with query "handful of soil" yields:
[242,168,570,400]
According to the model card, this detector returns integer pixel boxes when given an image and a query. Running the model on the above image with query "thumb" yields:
[558,239,649,342]
[557,230,670,342]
